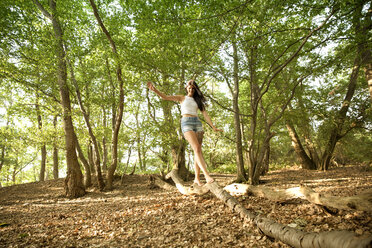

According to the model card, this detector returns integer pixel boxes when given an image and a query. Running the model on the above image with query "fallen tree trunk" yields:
[223,183,372,213]
[149,175,176,191]
[300,186,372,212]
[224,183,303,201]
[165,170,209,195]
[206,182,372,248]
[160,170,372,248]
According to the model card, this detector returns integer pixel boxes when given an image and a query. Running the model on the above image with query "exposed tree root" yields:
[159,170,372,248]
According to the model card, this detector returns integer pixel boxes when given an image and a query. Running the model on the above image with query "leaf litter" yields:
[0,165,371,247]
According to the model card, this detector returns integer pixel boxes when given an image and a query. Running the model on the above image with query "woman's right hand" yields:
[147,81,155,92]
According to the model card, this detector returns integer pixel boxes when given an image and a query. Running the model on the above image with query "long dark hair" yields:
[186,80,207,111]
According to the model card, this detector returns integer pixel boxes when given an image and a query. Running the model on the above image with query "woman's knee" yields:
[193,144,202,154]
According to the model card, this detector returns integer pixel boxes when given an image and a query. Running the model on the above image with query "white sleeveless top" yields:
[181,96,198,116]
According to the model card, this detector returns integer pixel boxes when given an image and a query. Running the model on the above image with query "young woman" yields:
[147,80,222,185]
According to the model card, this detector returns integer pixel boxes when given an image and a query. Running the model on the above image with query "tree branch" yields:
[32,0,52,20]
[259,8,337,102]
[88,0,117,54]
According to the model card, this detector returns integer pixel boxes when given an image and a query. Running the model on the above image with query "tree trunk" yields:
[39,147,46,181]
[135,107,144,171]
[260,143,270,176]
[163,175,372,247]
[0,145,5,174]
[300,186,372,212]
[320,5,364,170]
[121,145,132,184]
[232,38,246,182]
[245,11,334,183]
[129,162,136,175]
[286,119,317,170]
[73,133,92,187]
[52,145,58,179]
[89,0,125,190]
[102,107,108,173]
[251,136,271,185]
[159,77,190,180]
[87,142,95,175]
[166,169,209,195]
[171,139,190,179]
[0,117,7,175]
[206,182,372,248]
[363,4,372,103]
[248,44,260,185]
[53,115,59,179]
[33,0,85,198]
[36,92,46,182]
[12,165,16,184]
[366,61,372,102]
[224,183,304,200]
[68,56,105,190]
[106,78,124,189]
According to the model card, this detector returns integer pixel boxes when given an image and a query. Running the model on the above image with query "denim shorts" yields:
[181,117,204,134]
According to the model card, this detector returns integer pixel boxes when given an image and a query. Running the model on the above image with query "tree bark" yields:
[363,3,372,103]
[300,186,372,213]
[149,175,176,191]
[73,133,92,187]
[36,92,47,182]
[0,145,5,174]
[68,56,105,190]
[232,38,246,182]
[164,176,372,247]
[366,62,372,102]
[102,107,108,173]
[166,169,209,195]
[248,44,260,185]
[135,107,144,171]
[87,142,95,175]
[224,183,372,212]
[89,0,125,190]
[121,145,132,184]
[171,139,190,179]
[0,116,7,174]
[53,115,59,179]
[159,77,190,180]
[207,183,372,248]
[224,183,303,200]
[245,11,335,183]
[320,3,364,170]
[33,0,85,198]
[286,119,317,170]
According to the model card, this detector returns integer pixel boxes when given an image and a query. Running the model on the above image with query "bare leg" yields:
[193,132,204,186]
[193,160,201,186]
[184,131,214,184]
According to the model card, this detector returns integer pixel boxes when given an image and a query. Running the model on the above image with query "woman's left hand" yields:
[213,127,223,132]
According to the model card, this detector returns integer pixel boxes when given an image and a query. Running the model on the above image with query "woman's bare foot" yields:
[206,177,215,184]
[193,179,203,186]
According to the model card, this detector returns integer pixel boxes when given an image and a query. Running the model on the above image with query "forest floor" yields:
[0,165,371,248]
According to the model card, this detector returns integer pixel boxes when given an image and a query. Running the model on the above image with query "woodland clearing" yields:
[0,165,371,248]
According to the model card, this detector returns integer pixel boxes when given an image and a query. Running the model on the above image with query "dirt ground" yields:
[0,165,371,247]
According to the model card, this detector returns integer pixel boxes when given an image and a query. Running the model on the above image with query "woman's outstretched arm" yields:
[202,110,223,132]
[147,82,184,102]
